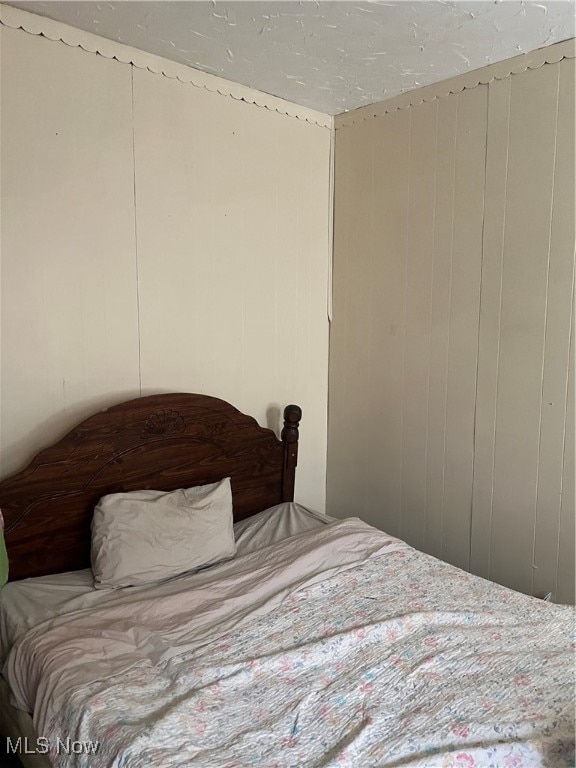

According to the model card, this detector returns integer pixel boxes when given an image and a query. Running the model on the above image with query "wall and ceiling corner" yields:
[327,37,576,604]
[0,3,334,511]
[1,2,574,602]
[3,0,575,115]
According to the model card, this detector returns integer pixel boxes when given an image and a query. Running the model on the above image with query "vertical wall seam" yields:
[130,66,143,397]
[440,97,458,558]
[241,109,248,406]
[325,123,336,510]
[531,64,561,596]
[327,126,336,324]
[343,130,350,500]
[555,271,575,599]
[398,110,412,537]
[487,77,511,579]
[269,174,277,408]
[365,119,377,520]
[470,84,490,571]
[424,101,440,550]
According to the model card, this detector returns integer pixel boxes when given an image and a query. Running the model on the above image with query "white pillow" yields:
[91,478,235,589]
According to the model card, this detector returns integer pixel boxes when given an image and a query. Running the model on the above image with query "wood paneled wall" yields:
[328,56,575,603]
[0,26,331,511]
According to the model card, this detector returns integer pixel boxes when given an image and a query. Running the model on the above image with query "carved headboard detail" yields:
[0,393,302,581]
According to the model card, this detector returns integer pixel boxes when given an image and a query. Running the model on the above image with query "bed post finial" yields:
[281,404,302,502]
[281,404,301,444]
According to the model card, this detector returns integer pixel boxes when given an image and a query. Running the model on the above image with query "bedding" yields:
[0,569,94,665]
[2,514,574,768]
[91,478,235,589]
[0,502,328,663]
[233,500,334,555]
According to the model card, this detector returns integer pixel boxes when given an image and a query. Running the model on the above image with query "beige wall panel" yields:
[333,119,376,516]
[0,27,140,479]
[424,95,458,560]
[363,110,410,536]
[556,292,574,605]
[489,63,560,594]
[274,118,331,503]
[441,85,487,571]
[470,77,512,578]
[132,68,330,511]
[400,101,438,551]
[533,58,576,600]
[329,54,574,601]
[326,127,353,520]
[327,110,412,534]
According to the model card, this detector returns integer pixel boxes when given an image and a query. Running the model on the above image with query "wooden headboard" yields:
[0,393,302,581]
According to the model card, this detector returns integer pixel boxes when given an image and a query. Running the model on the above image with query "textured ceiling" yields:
[7,1,576,114]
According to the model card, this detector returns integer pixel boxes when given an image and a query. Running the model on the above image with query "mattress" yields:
[0,569,95,664]
[2,508,574,768]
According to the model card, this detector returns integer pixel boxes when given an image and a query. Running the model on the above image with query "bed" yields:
[0,393,573,768]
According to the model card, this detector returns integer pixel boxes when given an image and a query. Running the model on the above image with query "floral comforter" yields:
[7,519,576,767]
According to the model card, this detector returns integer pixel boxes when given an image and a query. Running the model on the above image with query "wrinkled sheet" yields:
[5,518,576,768]
[5,519,402,729]
[0,568,94,664]
[0,502,331,663]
